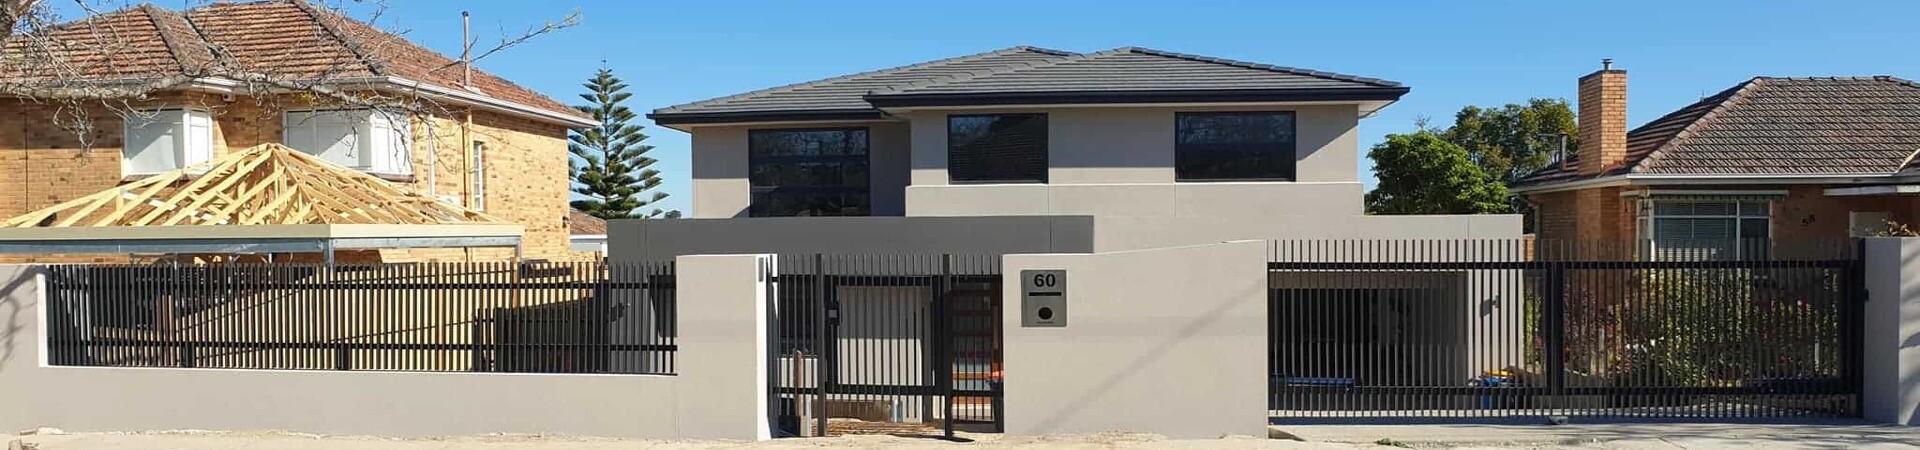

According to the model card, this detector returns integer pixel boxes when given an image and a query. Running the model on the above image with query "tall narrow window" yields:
[283,109,413,176]
[1649,200,1770,260]
[470,141,487,211]
[748,128,869,217]
[122,109,213,175]
[948,114,1047,183]
[1175,111,1296,181]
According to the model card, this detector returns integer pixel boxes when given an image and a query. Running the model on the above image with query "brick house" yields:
[0,1,595,262]
[1513,62,1920,259]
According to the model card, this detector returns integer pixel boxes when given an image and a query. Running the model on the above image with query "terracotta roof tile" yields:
[567,209,608,235]
[2,0,584,123]
[1517,76,1920,187]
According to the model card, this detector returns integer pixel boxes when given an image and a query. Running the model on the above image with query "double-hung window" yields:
[122,109,213,175]
[948,114,1047,183]
[747,128,870,217]
[282,109,413,176]
[470,141,488,211]
[1646,200,1771,260]
[1175,111,1296,181]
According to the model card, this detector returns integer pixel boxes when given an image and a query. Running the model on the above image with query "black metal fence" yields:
[1267,239,1862,420]
[770,254,1002,438]
[44,261,676,374]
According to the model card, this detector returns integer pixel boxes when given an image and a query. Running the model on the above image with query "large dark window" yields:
[747,128,870,217]
[1175,111,1296,181]
[948,114,1047,183]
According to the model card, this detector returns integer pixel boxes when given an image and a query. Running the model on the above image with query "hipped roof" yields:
[648,46,1406,125]
[1518,76,1920,187]
[0,0,586,124]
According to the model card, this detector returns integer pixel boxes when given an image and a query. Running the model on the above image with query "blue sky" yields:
[88,1,1920,215]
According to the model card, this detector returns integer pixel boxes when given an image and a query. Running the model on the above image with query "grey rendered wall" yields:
[1862,237,1920,425]
[688,121,910,218]
[1091,214,1522,252]
[904,104,1365,218]
[1000,241,1268,438]
[608,216,1094,261]
[0,261,773,439]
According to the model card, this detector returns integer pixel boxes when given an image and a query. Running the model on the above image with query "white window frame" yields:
[1642,199,1773,260]
[122,108,214,176]
[470,141,487,211]
[281,109,414,177]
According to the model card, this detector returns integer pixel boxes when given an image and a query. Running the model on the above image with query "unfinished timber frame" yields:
[0,144,523,262]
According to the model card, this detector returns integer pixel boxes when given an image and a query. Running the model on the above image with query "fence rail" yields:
[1267,238,1863,419]
[43,261,676,375]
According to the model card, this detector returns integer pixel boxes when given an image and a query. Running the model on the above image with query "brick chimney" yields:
[1576,59,1627,176]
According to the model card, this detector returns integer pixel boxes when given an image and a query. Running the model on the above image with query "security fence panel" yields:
[44,261,675,375]
[1268,239,1861,421]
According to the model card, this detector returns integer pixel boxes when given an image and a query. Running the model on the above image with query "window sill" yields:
[1175,178,1298,183]
[947,180,1048,185]
[368,172,417,183]
[122,169,212,183]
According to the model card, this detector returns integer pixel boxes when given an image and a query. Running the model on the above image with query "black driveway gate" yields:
[1267,239,1864,421]
[770,254,1002,438]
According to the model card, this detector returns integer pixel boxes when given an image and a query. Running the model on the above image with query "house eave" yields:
[645,109,892,131]
[5,75,595,128]
[376,76,596,128]
[1512,173,1920,195]
[862,87,1410,108]
[1824,184,1920,197]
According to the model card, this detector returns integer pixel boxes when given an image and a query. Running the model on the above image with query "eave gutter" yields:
[645,109,888,126]
[379,76,597,128]
[862,87,1410,108]
[1511,172,1920,195]
[5,75,596,128]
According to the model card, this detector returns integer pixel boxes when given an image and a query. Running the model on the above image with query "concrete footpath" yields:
[10,425,1920,450]
[1272,420,1920,449]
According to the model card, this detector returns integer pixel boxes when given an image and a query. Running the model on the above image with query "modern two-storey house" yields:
[625,47,1525,399]
[627,46,1518,257]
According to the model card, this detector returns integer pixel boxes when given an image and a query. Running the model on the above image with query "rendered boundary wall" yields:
[0,256,773,440]
[1863,237,1920,425]
[1000,240,1269,438]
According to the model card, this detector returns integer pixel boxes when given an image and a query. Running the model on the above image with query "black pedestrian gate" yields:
[769,254,1003,438]
[1267,239,1864,421]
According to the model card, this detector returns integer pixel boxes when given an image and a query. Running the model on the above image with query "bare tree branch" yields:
[2,0,579,150]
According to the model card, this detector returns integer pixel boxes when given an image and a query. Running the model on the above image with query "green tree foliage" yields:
[1440,98,1578,185]
[569,68,678,219]
[1364,132,1510,215]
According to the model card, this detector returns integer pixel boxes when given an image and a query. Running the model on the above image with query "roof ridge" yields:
[862,47,1108,96]
[138,4,214,76]
[1627,77,1764,174]
[868,46,1404,96]
[287,0,387,76]
[653,46,1076,114]
[1107,46,1404,88]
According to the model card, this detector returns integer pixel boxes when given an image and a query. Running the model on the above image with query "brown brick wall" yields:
[1576,70,1628,176]
[0,94,575,263]
[1775,185,1920,238]
[1531,184,1920,249]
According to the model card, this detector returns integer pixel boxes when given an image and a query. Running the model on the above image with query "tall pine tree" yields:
[570,67,677,219]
